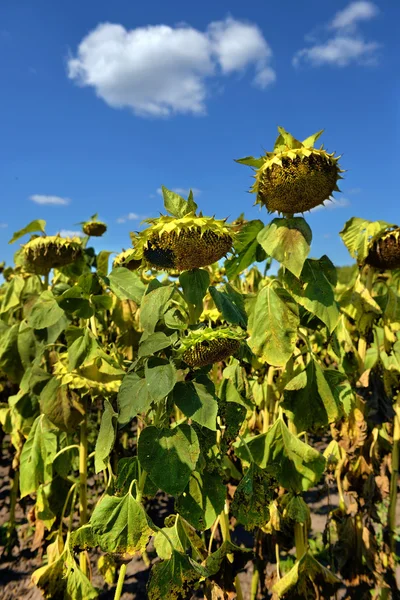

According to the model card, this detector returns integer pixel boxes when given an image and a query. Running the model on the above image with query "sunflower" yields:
[366,228,400,270]
[113,249,142,271]
[177,327,246,367]
[130,214,234,272]
[23,236,82,274]
[237,127,343,214]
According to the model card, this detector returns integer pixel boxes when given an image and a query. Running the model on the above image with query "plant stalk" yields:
[294,522,307,560]
[219,501,244,599]
[250,566,259,600]
[357,266,374,373]
[388,403,400,553]
[114,563,127,600]
[79,398,88,575]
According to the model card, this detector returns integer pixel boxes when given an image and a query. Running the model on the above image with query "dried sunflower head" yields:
[365,228,400,270]
[177,327,246,368]
[83,220,107,237]
[130,214,234,272]
[237,127,343,214]
[23,235,82,274]
[113,249,142,271]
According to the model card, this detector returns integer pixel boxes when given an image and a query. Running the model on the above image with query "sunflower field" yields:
[0,127,399,599]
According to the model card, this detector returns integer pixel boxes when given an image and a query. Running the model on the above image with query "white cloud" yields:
[293,1,380,68]
[57,229,85,238]
[67,17,275,117]
[30,194,70,206]
[331,1,379,31]
[0,222,8,228]
[116,212,143,224]
[311,197,350,212]
[157,187,201,197]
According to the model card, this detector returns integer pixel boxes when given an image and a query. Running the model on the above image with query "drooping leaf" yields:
[95,399,118,473]
[147,549,203,600]
[257,217,312,278]
[145,357,177,402]
[179,269,210,320]
[176,470,226,530]
[172,375,218,430]
[65,553,98,600]
[28,290,65,330]
[20,415,58,497]
[154,515,205,561]
[235,418,326,493]
[209,284,247,327]
[68,329,99,370]
[225,220,265,279]
[9,219,46,244]
[40,377,84,433]
[0,275,25,314]
[90,489,154,554]
[273,551,341,598]
[284,256,340,332]
[138,425,200,496]
[96,250,112,276]
[247,283,299,366]
[108,267,145,304]
[140,284,175,333]
[117,373,152,425]
[282,359,340,432]
[231,463,275,530]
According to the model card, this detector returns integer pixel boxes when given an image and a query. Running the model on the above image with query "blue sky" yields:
[0,0,398,268]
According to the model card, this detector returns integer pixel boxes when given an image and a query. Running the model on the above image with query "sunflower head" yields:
[177,327,246,368]
[82,217,107,237]
[130,214,234,272]
[366,228,400,270]
[113,249,142,271]
[23,235,82,274]
[236,127,343,214]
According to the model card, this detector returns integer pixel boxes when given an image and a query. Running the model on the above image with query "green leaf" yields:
[20,415,58,497]
[68,329,99,370]
[17,321,38,368]
[161,185,198,218]
[147,550,203,600]
[247,284,299,366]
[179,269,210,319]
[282,359,339,432]
[0,323,23,383]
[90,489,154,554]
[145,357,177,402]
[58,286,93,317]
[0,275,25,314]
[96,250,112,276]
[176,471,226,530]
[91,294,113,310]
[284,256,340,332]
[172,375,218,430]
[8,219,46,244]
[231,463,275,530]
[154,515,205,561]
[108,267,145,304]
[140,284,174,333]
[138,332,172,358]
[235,418,325,493]
[28,291,65,330]
[114,457,158,498]
[273,552,341,598]
[65,553,98,600]
[209,283,247,327]
[257,218,312,278]
[224,220,265,279]
[117,373,152,425]
[138,425,200,496]
[95,399,118,473]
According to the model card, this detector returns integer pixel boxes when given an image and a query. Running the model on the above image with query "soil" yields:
[0,436,398,600]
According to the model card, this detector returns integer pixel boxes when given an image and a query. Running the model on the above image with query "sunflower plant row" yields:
[0,127,399,599]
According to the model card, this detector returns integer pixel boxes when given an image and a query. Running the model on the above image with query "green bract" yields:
[130,214,234,272]
[237,127,343,214]
[177,327,246,367]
